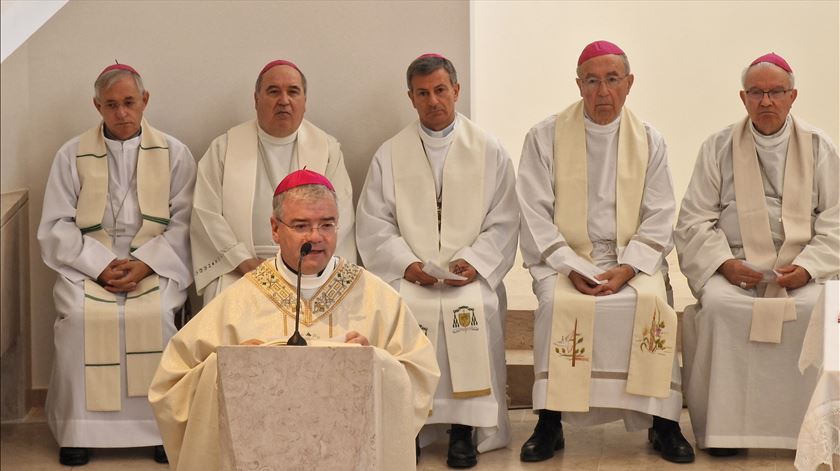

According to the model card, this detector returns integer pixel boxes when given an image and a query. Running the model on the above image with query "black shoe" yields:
[447,424,477,468]
[153,445,168,464]
[648,418,695,463]
[707,447,740,457]
[520,410,564,462]
[59,447,89,466]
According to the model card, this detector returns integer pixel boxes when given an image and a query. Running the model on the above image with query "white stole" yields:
[732,116,813,343]
[392,116,492,398]
[75,119,170,411]
[547,101,677,412]
[210,119,329,285]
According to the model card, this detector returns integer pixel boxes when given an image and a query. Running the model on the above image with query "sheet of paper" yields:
[422,260,468,281]
[563,257,607,285]
[742,261,780,282]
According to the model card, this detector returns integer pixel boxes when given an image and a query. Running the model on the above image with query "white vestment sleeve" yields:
[38,139,117,282]
[517,120,584,280]
[675,136,740,295]
[618,126,676,275]
[793,134,840,280]
[131,136,197,290]
[452,141,519,290]
[190,134,253,291]
[356,143,422,282]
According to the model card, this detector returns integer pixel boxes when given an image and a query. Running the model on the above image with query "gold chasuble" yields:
[75,119,170,411]
[246,258,362,340]
[547,101,677,412]
[732,116,813,343]
[391,116,492,399]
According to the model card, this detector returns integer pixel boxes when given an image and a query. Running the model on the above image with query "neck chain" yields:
[105,147,139,237]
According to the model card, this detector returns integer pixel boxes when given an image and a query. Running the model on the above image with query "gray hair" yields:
[576,54,631,78]
[272,184,338,221]
[741,61,795,89]
[94,69,145,100]
[406,55,458,90]
[255,67,308,94]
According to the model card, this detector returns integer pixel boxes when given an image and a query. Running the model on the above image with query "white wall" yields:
[1,0,470,389]
[472,0,840,310]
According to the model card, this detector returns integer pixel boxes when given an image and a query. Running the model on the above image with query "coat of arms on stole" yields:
[451,305,479,333]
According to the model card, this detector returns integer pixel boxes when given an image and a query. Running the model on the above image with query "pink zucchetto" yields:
[577,40,625,65]
[274,169,335,196]
[98,63,140,78]
[416,53,447,60]
[750,52,793,73]
[259,59,301,77]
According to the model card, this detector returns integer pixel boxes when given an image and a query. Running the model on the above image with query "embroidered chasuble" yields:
[547,101,677,412]
[732,116,813,343]
[75,119,170,411]
[246,258,362,340]
[391,116,492,398]
[193,119,330,291]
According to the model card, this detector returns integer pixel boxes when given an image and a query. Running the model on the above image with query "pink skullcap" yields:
[98,63,140,78]
[577,40,625,65]
[274,169,335,196]
[416,53,447,60]
[259,59,301,77]
[750,52,793,73]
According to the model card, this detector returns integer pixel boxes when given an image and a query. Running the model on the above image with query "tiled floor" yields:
[1,408,797,470]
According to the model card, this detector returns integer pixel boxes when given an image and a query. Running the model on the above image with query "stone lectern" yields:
[216,344,415,470]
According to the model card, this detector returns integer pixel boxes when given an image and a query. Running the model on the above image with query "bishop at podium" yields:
[149,170,440,470]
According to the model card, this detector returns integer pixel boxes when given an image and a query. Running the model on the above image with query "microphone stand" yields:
[286,242,312,346]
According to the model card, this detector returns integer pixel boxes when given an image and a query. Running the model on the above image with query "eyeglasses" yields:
[278,220,338,235]
[580,75,628,91]
[745,88,793,101]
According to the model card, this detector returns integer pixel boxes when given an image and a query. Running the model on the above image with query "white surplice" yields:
[191,121,355,304]
[518,112,682,429]
[675,115,840,449]
[37,127,196,447]
[356,115,519,453]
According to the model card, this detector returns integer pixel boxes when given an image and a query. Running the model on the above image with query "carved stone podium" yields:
[216,344,415,470]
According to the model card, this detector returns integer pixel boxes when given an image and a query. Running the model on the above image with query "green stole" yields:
[75,119,170,411]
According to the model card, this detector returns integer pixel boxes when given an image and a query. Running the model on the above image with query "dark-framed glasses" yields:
[745,87,792,101]
[581,75,628,90]
[279,220,338,235]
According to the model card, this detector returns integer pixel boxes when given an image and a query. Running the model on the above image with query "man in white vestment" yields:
[150,170,439,471]
[517,40,694,463]
[37,63,196,466]
[675,52,839,456]
[356,54,519,469]
[190,59,355,305]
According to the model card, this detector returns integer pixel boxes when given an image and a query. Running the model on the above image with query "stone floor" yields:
[1,407,797,470]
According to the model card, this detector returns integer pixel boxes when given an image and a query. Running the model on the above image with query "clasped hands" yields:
[97,258,153,293]
[569,264,635,296]
[240,331,369,346]
[403,259,477,287]
[717,259,810,290]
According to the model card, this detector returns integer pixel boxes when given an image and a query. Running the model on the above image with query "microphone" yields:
[286,242,312,346]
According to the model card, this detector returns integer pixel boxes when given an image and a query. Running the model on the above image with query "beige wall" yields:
[0,0,470,389]
[472,0,840,310]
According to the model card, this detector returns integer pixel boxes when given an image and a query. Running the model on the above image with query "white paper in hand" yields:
[563,257,607,285]
[422,260,468,281]
[742,261,780,282]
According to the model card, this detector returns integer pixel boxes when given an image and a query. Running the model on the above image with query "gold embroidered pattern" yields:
[554,318,589,366]
[246,259,362,327]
